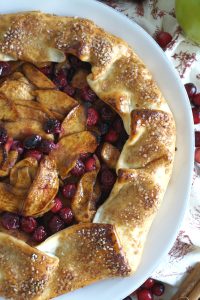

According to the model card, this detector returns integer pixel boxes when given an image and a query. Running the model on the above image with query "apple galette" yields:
[0,12,176,300]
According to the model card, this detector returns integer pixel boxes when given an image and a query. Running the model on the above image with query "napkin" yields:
[100,0,200,297]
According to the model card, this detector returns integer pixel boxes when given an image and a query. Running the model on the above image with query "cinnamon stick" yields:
[171,263,200,300]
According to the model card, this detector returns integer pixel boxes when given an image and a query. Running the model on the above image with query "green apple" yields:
[175,0,200,44]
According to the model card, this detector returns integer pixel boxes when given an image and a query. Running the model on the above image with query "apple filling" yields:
[0,55,128,244]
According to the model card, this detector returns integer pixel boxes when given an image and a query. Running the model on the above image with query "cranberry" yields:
[151,282,165,296]
[11,140,24,154]
[195,148,200,163]
[1,212,20,230]
[63,84,76,97]
[62,183,77,199]
[48,215,65,233]
[99,123,109,135]
[0,62,11,77]
[192,93,200,107]
[195,131,200,147]
[87,108,99,126]
[25,150,42,161]
[0,127,8,145]
[44,119,61,134]
[184,83,197,100]
[23,135,42,150]
[156,31,172,48]
[51,197,63,213]
[39,139,56,154]
[53,69,68,89]
[192,107,200,124]
[20,217,37,233]
[100,106,114,122]
[39,65,53,77]
[137,289,153,300]
[113,118,124,133]
[33,226,47,242]
[80,152,91,161]
[71,159,85,176]
[100,169,116,189]
[105,129,119,143]
[59,207,74,224]
[80,86,97,102]
[142,278,155,289]
[85,157,96,172]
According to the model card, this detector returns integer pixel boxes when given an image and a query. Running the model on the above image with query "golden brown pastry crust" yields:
[0,11,176,299]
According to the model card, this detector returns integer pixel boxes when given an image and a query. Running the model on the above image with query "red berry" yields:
[85,157,96,172]
[87,108,99,126]
[151,282,165,296]
[80,152,91,161]
[39,65,53,77]
[156,31,172,48]
[137,289,153,300]
[53,69,67,89]
[100,106,114,122]
[142,278,155,289]
[80,86,97,102]
[71,159,85,176]
[48,215,65,233]
[39,140,56,154]
[113,118,124,133]
[44,119,61,134]
[25,150,42,161]
[184,83,197,100]
[100,169,116,188]
[195,148,200,163]
[11,140,24,154]
[0,126,8,145]
[192,93,200,107]
[23,135,42,150]
[63,84,75,97]
[195,131,200,147]
[62,183,77,199]
[105,129,119,143]
[1,212,20,230]
[32,226,47,242]
[192,107,200,124]
[51,197,63,213]
[21,217,37,233]
[59,207,73,224]
[0,62,11,77]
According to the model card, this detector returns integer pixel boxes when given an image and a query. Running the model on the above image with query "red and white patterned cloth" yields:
[100,0,200,298]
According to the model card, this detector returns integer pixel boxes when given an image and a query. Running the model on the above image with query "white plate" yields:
[0,0,194,299]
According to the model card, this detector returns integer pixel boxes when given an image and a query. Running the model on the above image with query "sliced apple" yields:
[34,89,77,116]
[50,131,98,179]
[10,157,38,190]
[71,156,100,222]
[22,63,56,89]
[0,182,23,213]
[0,150,18,178]
[0,94,18,121]
[22,156,59,216]
[60,104,87,138]
[4,119,54,140]
[101,142,120,169]
[0,72,34,102]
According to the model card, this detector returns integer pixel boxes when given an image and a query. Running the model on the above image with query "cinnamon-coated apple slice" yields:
[50,131,98,179]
